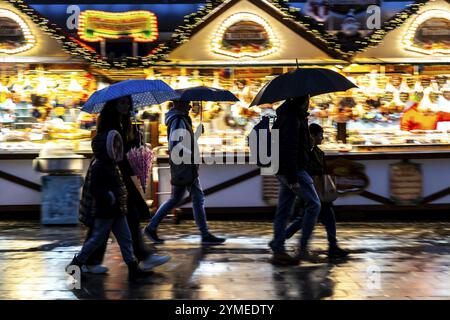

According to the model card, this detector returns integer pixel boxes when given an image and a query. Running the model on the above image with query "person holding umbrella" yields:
[78,80,177,273]
[249,67,357,265]
[68,128,151,281]
[143,87,237,245]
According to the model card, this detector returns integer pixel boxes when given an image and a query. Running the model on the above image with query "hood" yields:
[165,107,188,126]
[92,130,123,162]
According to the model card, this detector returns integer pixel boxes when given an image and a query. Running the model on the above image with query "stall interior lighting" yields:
[0,8,35,54]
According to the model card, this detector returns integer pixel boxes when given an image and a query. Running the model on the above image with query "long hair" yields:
[96,97,134,144]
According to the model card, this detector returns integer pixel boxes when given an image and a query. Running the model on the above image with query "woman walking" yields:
[68,129,150,281]
[79,96,170,274]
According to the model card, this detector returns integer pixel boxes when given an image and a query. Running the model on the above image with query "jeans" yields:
[85,182,153,265]
[271,170,321,253]
[77,215,135,264]
[286,203,338,248]
[147,178,209,236]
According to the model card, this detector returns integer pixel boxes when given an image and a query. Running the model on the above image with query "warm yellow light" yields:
[78,10,159,43]
[403,9,450,55]
[0,9,36,54]
[211,12,279,58]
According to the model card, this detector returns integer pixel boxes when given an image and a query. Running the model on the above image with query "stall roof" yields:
[156,0,350,65]
[2,0,109,68]
[6,0,440,70]
[353,0,450,64]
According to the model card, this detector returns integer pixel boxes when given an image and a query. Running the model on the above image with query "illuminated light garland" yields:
[4,0,435,68]
[78,10,159,43]
[4,0,111,70]
[403,9,450,55]
[149,0,345,62]
[348,0,430,56]
[0,8,35,54]
[211,12,280,58]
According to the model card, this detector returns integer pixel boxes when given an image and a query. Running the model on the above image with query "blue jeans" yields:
[147,178,209,236]
[286,203,338,248]
[271,170,321,253]
[77,215,135,264]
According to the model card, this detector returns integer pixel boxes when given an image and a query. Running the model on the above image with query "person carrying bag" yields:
[285,123,349,258]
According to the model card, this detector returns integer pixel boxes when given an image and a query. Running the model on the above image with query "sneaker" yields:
[328,246,349,259]
[127,260,152,282]
[140,254,171,271]
[143,227,165,244]
[270,252,299,266]
[201,234,226,245]
[295,249,326,264]
[81,264,109,274]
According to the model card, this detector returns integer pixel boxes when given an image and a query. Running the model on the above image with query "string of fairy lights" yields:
[4,0,436,70]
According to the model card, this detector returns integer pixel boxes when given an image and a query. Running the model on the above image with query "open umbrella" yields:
[249,68,357,107]
[175,86,239,121]
[82,79,179,114]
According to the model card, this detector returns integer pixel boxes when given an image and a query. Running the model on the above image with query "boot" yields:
[66,255,83,273]
[127,260,152,282]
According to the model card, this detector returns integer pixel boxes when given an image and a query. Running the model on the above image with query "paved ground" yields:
[0,220,449,300]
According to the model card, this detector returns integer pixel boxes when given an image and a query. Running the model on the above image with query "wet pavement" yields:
[0,220,449,300]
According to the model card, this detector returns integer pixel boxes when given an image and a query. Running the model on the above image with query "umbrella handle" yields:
[131,111,142,146]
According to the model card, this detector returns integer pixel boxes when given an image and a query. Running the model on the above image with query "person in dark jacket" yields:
[269,96,322,265]
[67,130,150,281]
[143,101,226,245]
[285,123,349,258]
[79,96,170,274]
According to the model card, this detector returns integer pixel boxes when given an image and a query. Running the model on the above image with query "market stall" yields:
[1,0,449,214]
[146,0,450,213]
[0,0,99,211]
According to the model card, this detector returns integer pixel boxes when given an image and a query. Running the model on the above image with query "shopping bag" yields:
[313,174,338,203]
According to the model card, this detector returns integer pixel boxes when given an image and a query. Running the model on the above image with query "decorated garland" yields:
[5,0,435,68]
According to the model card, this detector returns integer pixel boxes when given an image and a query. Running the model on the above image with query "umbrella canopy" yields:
[249,68,357,107]
[82,79,179,114]
[175,86,239,102]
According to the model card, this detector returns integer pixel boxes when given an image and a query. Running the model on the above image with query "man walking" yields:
[269,97,321,265]
[143,101,226,245]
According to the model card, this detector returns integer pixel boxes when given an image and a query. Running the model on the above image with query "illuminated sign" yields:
[0,9,35,54]
[212,12,279,58]
[403,9,450,55]
[78,10,158,42]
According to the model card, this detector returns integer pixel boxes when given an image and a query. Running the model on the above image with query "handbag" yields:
[313,174,338,203]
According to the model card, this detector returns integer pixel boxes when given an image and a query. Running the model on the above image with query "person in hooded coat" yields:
[143,100,226,245]
[79,96,170,274]
[67,130,150,281]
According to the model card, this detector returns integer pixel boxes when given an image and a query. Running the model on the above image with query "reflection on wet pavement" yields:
[0,221,449,300]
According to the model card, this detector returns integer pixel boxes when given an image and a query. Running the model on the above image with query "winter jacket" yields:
[307,145,326,177]
[273,99,312,184]
[90,130,128,219]
[165,108,199,185]
[79,158,95,227]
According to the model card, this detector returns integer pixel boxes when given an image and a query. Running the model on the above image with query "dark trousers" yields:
[285,202,338,248]
[85,201,153,265]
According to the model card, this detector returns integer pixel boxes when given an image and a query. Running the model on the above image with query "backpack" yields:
[248,116,274,167]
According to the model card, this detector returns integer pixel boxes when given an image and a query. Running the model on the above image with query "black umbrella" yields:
[249,68,357,107]
[175,86,239,121]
